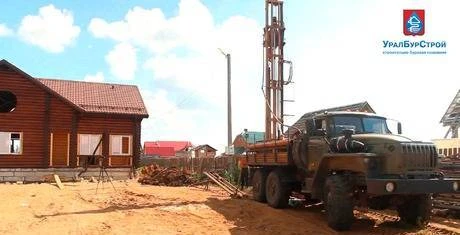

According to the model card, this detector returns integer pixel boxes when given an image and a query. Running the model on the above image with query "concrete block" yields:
[0,167,131,182]
[3,176,25,182]
[0,172,14,177]
[24,176,45,183]
[19,169,34,172]
[35,168,53,172]
[13,171,36,177]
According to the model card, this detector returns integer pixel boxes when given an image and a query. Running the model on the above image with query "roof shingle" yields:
[37,78,148,117]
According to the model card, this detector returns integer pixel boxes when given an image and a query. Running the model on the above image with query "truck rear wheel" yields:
[266,170,290,208]
[252,169,267,202]
[325,174,354,231]
[397,194,432,227]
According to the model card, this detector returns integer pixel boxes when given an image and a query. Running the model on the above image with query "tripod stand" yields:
[96,155,116,194]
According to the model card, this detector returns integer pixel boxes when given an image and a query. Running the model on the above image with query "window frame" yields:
[109,135,132,156]
[77,134,103,156]
[0,132,23,155]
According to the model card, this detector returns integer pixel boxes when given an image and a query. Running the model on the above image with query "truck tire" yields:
[397,194,432,227]
[266,169,290,208]
[252,169,267,202]
[325,174,354,231]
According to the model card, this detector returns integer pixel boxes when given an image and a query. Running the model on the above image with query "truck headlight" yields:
[385,182,395,192]
[454,182,459,191]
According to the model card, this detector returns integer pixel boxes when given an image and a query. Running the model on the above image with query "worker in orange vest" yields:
[238,157,249,189]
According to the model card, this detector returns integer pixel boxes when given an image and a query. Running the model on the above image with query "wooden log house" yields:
[0,59,148,180]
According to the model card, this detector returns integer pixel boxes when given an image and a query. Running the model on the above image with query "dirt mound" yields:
[138,164,197,186]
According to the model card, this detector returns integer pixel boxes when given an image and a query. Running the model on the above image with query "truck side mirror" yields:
[397,122,402,134]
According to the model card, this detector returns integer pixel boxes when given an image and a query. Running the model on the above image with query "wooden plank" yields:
[66,133,70,166]
[53,174,64,190]
[49,133,53,167]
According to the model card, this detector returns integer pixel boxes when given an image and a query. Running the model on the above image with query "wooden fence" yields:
[140,155,241,173]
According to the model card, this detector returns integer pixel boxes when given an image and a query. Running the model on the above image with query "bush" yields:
[223,162,240,185]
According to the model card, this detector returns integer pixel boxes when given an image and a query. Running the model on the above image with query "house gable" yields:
[0,61,50,167]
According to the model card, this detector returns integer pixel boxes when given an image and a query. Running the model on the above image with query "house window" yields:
[78,134,102,155]
[0,132,22,154]
[0,91,17,113]
[110,135,132,155]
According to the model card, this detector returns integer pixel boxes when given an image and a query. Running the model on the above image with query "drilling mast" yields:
[263,0,291,140]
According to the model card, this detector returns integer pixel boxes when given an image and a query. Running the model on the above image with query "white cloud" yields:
[18,4,80,53]
[83,72,104,82]
[105,42,137,80]
[140,89,220,145]
[91,0,459,152]
[89,0,264,152]
[284,1,460,142]
[0,24,13,37]
[88,0,215,54]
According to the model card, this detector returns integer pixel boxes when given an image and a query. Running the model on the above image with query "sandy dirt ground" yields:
[0,181,459,235]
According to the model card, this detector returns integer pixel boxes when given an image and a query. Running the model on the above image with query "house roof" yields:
[193,144,217,151]
[0,59,148,117]
[144,146,176,157]
[144,141,193,152]
[285,101,375,136]
[440,90,460,126]
[37,78,148,117]
[241,131,265,144]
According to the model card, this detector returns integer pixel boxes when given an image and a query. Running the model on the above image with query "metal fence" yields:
[140,155,241,173]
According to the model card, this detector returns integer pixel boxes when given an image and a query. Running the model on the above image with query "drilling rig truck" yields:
[247,0,460,231]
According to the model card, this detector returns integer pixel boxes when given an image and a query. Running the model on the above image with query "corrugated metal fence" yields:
[140,155,241,173]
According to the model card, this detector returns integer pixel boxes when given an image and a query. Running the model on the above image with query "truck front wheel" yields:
[252,169,267,202]
[266,170,290,208]
[325,174,355,231]
[397,194,432,227]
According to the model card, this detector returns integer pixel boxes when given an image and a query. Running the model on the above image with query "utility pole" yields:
[219,49,232,148]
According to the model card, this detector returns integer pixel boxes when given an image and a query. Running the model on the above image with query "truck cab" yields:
[296,111,459,230]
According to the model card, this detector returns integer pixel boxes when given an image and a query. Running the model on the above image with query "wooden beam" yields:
[66,133,70,166]
[49,133,53,167]
[43,93,51,167]
[69,111,79,167]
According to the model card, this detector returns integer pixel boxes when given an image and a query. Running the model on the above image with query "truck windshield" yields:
[332,116,391,135]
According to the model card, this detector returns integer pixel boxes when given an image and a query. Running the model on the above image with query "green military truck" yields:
[247,111,459,231]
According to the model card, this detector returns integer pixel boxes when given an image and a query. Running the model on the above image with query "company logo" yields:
[403,10,425,36]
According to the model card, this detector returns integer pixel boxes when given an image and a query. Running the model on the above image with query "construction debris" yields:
[138,164,196,186]
[204,171,247,198]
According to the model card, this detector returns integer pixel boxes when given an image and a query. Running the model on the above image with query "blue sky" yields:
[0,0,257,79]
[0,0,458,152]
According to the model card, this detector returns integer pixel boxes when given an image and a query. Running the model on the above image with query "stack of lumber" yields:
[439,156,460,178]
[204,171,247,198]
[138,164,196,186]
[435,156,460,212]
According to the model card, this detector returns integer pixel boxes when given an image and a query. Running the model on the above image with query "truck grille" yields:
[401,143,437,172]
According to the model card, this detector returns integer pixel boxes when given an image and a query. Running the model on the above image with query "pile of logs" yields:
[138,164,196,186]
[439,155,460,178]
[435,156,460,212]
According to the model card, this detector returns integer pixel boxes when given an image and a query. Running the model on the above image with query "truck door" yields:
[307,118,329,172]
